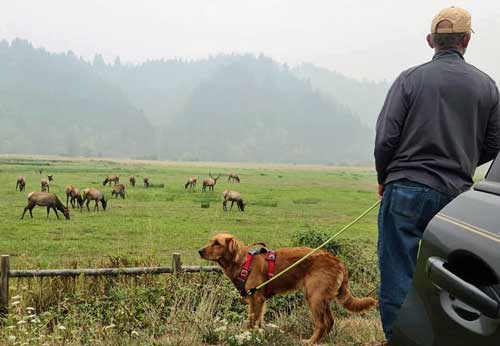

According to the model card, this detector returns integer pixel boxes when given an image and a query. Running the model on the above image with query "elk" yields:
[184,177,197,189]
[41,178,50,192]
[82,188,107,212]
[47,175,54,182]
[111,184,126,199]
[103,175,119,186]
[143,176,150,188]
[222,190,245,211]
[65,185,83,210]
[21,192,70,220]
[227,172,240,183]
[129,176,136,187]
[202,174,220,192]
[16,177,26,192]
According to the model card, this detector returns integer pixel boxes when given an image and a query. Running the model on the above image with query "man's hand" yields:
[378,184,385,199]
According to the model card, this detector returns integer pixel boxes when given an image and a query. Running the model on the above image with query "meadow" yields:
[1,156,379,267]
[0,156,383,345]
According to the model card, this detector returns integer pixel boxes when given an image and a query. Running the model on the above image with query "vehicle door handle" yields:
[426,257,500,319]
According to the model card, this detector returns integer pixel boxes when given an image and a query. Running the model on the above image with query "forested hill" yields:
[0,39,385,164]
[99,54,378,163]
[162,55,373,163]
[293,63,389,128]
[0,39,155,157]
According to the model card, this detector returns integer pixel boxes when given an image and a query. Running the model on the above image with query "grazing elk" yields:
[222,190,245,211]
[184,177,197,189]
[129,176,136,187]
[227,172,240,183]
[47,175,54,182]
[143,176,150,188]
[103,175,119,186]
[16,177,26,192]
[202,174,220,192]
[65,185,84,210]
[82,188,107,212]
[111,184,126,199]
[21,192,70,220]
[41,178,50,193]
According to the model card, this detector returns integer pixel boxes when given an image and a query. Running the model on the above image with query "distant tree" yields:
[93,54,106,69]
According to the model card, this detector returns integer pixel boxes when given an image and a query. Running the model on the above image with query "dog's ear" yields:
[226,236,238,254]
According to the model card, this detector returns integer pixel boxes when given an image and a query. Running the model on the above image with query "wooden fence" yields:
[0,254,220,315]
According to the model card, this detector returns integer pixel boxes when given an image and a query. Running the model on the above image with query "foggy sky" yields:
[1,1,499,81]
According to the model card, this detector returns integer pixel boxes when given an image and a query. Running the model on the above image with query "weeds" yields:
[0,241,383,345]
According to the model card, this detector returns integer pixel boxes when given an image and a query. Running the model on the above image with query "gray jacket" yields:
[375,48,500,196]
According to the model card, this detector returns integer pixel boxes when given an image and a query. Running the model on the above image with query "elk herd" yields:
[17,174,135,220]
[16,170,245,220]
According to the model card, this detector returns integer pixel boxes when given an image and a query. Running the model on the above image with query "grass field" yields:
[0,156,379,268]
[0,156,384,345]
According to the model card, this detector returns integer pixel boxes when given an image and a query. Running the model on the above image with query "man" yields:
[374,6,500,345]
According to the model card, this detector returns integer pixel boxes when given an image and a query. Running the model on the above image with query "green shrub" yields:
[292,229,341,255]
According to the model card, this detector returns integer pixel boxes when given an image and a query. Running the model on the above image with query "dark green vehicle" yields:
[392,155,500,345]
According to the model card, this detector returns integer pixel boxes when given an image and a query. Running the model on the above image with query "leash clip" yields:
[246,287,258,296]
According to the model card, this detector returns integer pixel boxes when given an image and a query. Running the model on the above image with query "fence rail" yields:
[0,254,220,315]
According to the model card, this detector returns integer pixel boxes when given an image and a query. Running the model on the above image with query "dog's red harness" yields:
[235,243,276,297]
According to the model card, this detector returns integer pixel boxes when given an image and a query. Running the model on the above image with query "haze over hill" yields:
[0,39,388,164]
[0,39,155,158]
[293,64,389,128]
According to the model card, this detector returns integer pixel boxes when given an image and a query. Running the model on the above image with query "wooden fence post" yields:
[0,255,10,316]
[172,253,182,274]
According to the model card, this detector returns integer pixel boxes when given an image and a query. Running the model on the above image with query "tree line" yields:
[0,39,388,164]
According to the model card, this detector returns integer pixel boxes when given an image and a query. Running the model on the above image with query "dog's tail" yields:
[336,269,377,313]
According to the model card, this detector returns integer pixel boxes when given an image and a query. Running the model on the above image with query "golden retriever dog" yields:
[199,233,377,345]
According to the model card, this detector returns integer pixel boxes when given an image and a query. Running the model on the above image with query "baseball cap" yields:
[431,6,473,34]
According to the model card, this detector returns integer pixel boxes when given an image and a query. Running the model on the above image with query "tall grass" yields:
[1,240,383,345]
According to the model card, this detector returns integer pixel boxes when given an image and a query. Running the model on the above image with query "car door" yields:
[391,157,500,346]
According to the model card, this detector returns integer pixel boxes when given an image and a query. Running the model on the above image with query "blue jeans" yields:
[377,179,454,343]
